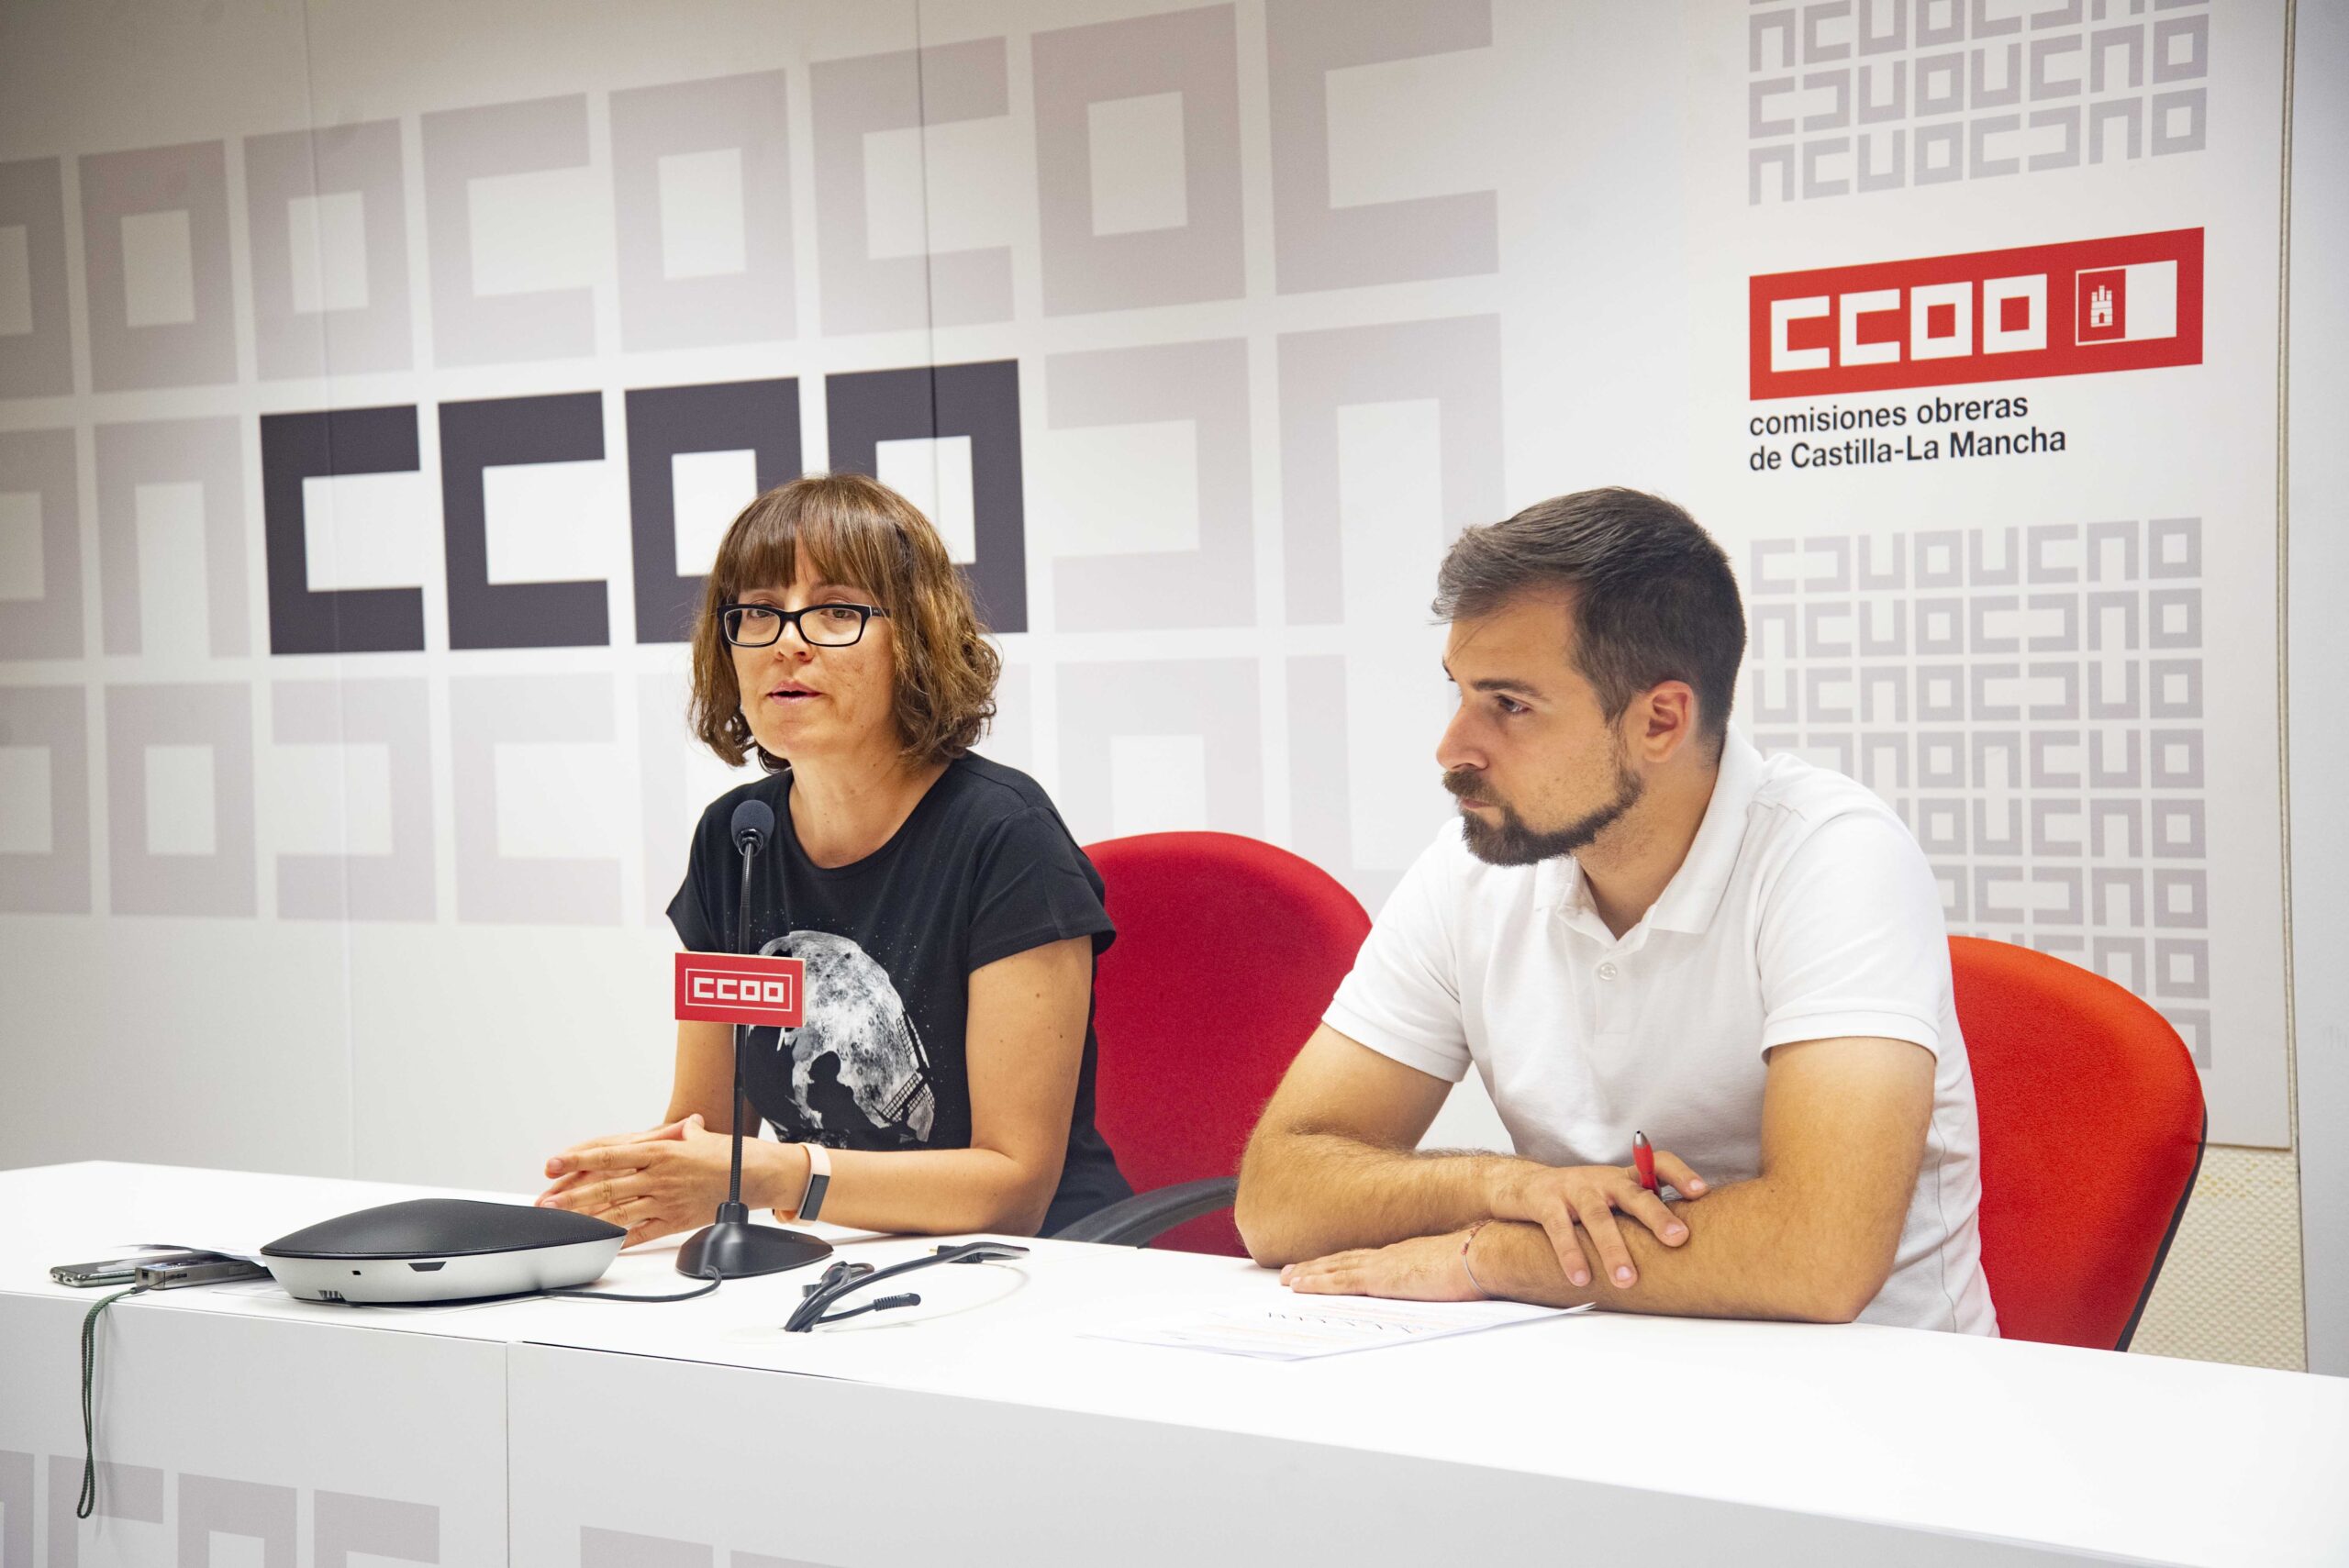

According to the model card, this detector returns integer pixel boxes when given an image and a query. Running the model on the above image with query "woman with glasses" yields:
[536,473,1131,1243]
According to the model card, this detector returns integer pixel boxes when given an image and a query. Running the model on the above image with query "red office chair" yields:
[1952,935,2205,1350]
[1056,832,1372,1256]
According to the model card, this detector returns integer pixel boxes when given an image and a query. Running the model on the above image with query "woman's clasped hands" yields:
[536,1115,796,1248]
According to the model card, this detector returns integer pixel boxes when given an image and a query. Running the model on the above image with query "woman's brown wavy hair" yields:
[688,473,1000,772]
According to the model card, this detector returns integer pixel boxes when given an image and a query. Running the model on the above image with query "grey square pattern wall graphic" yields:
[1044,338,1253,631]
[77,141,239,390]
[0,8,1512,937]
[422,95,596,365]
[50,1454,164,1556]
[1279,316,1505,625]
[316,1489,441,1567]
[272,678,437,923]
[1286,653,1408,914]
[1746,0,2212,202]
[1742,518,2212,1063]
[243,120,414,380]
[95,417,250,659]
[105,681,257,918]
[610,72,798,352]
[1056,658,1265,846]
[452,673,622,926]
[177,1473,299,1565]
[0,1451,443,1568]
[826,360,1030,635]
[812,39,1012,333]
[0,1448,22,1565]
[625,377,804,644]
[0,684,90,914]
[0,158,74,397]
[1266,0,1498,291]
[440,392,609,650]
[0,428,83,660]
[259,405,429,655]
[1031,3,1247,316]
[579,1522,818,1567]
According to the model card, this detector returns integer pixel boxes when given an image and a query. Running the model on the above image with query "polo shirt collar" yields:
[1533,730,1765,939]
[1642,728,1765,935]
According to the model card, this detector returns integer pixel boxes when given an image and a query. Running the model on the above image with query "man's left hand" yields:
[1279,1230,1485,1302]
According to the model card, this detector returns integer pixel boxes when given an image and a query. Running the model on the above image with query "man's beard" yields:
[1443,756,1645,867]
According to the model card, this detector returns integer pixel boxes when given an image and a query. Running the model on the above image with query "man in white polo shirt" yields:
[1235,488,1996,1333]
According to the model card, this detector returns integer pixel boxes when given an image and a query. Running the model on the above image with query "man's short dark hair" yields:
[1432,487,1747,757]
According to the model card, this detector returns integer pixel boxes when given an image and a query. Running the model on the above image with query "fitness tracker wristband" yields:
[797,1142,831,1223]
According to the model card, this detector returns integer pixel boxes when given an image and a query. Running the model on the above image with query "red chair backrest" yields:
[1085,832,1373,1256]
[1951,935,2204,1349]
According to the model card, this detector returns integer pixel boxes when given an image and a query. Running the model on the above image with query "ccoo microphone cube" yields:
[675,951,805,1027]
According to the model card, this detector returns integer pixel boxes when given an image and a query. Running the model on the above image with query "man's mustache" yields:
[1441,769,1488,803]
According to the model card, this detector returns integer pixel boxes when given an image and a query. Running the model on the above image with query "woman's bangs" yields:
[718,502,829,599]
[718,491,893,602]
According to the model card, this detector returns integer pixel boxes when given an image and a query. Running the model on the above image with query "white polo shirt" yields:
[1325,731,1998,1335]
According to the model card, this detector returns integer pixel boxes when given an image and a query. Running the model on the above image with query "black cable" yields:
[802,1291,921,1324]
[541,1274,722,1304]
[784,1242,1028,1331]
[79,1284,149,1519]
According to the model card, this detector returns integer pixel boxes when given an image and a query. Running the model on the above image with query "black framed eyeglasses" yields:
[720,602,891,649]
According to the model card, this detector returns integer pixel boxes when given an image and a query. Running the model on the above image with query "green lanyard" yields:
[77,1284,148,1519]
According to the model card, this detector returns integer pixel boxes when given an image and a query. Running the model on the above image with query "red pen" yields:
[1632,1130,1659,1194]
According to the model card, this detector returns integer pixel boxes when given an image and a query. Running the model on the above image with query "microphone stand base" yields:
[676,1219,833,1280]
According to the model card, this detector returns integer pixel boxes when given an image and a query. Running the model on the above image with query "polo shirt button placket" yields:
[1597,961,1620,981]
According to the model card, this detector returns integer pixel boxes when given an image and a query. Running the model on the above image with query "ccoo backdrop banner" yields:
[0,0,2288,1190]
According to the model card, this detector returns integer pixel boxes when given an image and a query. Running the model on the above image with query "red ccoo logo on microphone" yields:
[675,951,805,1028]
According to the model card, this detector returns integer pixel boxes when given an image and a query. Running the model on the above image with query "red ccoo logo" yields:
[1749,228,2202,400]
[675,951,804,1028]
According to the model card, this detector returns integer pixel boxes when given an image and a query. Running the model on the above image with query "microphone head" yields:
[730,797,775,852]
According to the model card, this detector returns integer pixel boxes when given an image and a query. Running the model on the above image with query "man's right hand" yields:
[1486,1151,1709,1289]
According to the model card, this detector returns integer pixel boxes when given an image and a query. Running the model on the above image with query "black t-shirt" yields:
[668,753,1130,1235]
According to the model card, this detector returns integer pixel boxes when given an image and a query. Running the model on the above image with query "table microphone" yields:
[675,795,833,1280]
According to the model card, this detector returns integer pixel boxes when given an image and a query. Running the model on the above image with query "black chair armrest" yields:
[1052,1177,1239,1247]
[2116,1109,2208,1351]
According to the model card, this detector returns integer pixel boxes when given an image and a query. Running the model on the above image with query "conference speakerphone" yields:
[260,1198,625,1304]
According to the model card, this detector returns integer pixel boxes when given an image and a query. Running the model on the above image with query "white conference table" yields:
[3,1162,2344,1566]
